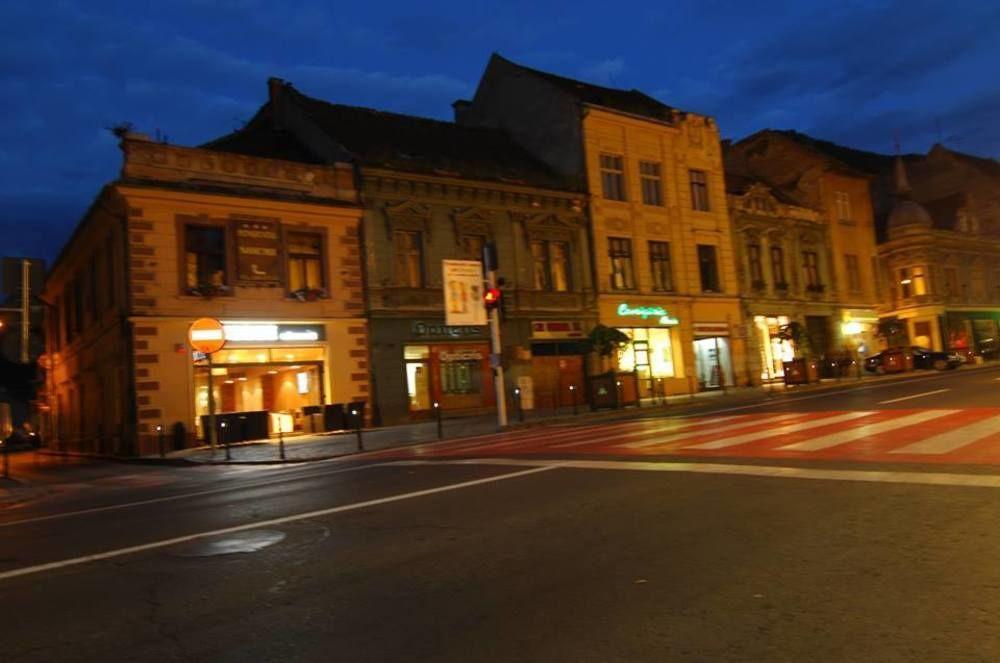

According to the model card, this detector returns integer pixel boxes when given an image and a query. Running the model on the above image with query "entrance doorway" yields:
[693,337,732,390]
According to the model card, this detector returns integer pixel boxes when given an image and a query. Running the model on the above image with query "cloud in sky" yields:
[1,0,997,261]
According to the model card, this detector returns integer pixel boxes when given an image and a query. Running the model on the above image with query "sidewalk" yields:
[168,363,997,464]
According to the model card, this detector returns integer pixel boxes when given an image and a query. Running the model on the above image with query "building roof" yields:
[490,54,678,124]
[205,82,577,192]
[723,171,803,207]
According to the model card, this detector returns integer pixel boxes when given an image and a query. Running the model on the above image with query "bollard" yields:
[616,380,623,409]
[569,385,578,416]
[514,387,524,423]
[658,378,666,406]
[351,407,363,452]
[221,420,231,461]
[278,419,286,461]
[156,424,165,458]
[433,401,443,440]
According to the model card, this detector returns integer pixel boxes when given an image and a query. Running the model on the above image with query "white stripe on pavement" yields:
[890,415,1000,455]
[397,457,1000,489]
[777,410,959,451]
[0,464,560,582]
[878,388,950,404]
[683,411,876,450]
[550,416,743,449]
[622,413,803,449]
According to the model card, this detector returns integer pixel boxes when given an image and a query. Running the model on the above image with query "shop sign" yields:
[234,218,280,285]
[439,349,484,362]
[693,322,730,337]
[412,321,486,339]
[616,303,679,326]
[222,323,325,343]
[531,320,585,339]
[442,260,487,326]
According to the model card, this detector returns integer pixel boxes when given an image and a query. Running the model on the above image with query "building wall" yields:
[582,108,747,389]
[44,137,367,455]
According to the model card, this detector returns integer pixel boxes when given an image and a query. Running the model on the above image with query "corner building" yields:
[457,54,746,394]
[44,135,367,455]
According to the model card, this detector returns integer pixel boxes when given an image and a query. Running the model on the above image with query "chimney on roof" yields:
[268,77,287,130]
[452,99,472,123]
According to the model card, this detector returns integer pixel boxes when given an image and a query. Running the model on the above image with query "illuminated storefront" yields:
[611,302,684,398]
[192,322,332,439]
[753,315,794,381]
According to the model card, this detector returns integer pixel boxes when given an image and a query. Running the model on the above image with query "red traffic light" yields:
[483,287,502,310]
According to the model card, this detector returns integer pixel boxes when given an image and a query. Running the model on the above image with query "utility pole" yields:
[484,242,508,428]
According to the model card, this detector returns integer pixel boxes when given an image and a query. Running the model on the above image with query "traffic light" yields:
[483,287,502,312]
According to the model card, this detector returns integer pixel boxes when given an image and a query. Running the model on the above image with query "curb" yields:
[36,450,196,467]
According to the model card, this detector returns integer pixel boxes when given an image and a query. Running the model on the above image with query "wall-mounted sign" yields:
[531,320,585,339]
[222,323,325,344]
[693,322,730,337]
[439,349,484,362]
[189,317,227,354]
[616,303,679,326]
[234,218,280,285]
[412,321,486,339]
[442,259,487,326]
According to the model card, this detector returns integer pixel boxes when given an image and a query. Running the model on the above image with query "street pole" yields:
[486,266,508,428]
[278,418,286,460]
[20,259,29,364]
[206,353,217,453]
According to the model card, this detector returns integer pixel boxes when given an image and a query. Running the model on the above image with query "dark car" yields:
[864,346,963,373]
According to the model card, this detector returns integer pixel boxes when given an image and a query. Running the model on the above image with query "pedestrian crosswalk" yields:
[376,409,1000,465]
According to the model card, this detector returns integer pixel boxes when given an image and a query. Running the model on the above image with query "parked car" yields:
[864,346,963,373]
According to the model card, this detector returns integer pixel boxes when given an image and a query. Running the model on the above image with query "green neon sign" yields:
[616,303,679,325]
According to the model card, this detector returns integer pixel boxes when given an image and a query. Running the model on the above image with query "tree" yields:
[585,324,630,373]
[877,319,908,347]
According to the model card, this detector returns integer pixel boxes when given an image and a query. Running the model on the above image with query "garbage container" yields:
[323,403,346,432]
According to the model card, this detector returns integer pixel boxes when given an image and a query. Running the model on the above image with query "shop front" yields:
[945,311,1000,359]
[753,315,795,381]
[605,300,685,399]
[528,320,588,409]
[192,321,332,439]
[693,322,734,390]
[371,318,494,424]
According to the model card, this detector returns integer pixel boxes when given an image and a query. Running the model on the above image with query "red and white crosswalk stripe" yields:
[384,409,1000,465]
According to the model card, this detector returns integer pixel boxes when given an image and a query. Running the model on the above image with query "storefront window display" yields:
[753,315,794,381]
[693,336,733,390]
[403,342,492,414]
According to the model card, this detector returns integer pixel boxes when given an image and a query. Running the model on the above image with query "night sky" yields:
[3,0,998,264]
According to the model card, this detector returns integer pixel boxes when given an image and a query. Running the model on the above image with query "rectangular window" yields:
[639,161,663,206]
[440,359,482,394]
[393,230,423,287]
[600,154,626,201]
[184,225,227,289]
[648,241,674,292]
[899,267,912,299]
[803,251,821,289]
[530,240,572,292]
[771,245,787,287]
[844,254,861,292]
[608,237,635,290]
[835,191,852,220]
[460,234,485,262]
[747,244,764,285]
[697,244,720,292]
[286,231,325,293]
[912,266,927,296]
[689,170,710,211]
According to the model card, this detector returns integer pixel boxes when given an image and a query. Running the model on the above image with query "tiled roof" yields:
[493,54,678,123]
[205,84,577,192]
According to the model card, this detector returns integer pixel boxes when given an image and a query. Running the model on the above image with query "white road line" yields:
[550,416,743,449]
[0,464,559,582]
[0,463,391,529]
[891,415,1000,454]
[777,410,959,451]
[683,411,876,450]
[623,413,803,449]
[397,458,1000,489]
[878,388,950,404]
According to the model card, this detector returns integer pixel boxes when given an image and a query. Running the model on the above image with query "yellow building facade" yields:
[44,134,366,455]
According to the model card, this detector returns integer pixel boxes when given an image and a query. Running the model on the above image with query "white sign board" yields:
[442,260,487,326]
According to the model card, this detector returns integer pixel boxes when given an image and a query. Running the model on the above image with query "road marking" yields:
[777,410,958,451]
[550,416,743,449]
[878,388,950,404]
[623,413,802,449]
[683,411,876,450]
[396,458,1000,489]
[891,415,1000,454]
[0,464,558,582]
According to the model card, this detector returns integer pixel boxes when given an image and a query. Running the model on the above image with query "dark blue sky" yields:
[3,0,998,263]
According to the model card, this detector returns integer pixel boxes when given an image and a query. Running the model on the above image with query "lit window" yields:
[609,237,635,290]
[287,231,324,292]
[689,170,710,211]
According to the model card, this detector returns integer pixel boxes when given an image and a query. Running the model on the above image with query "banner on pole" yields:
[442,260,486,326]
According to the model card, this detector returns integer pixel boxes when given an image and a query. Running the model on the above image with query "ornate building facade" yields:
[457,54,747,394]
[44,134,366,455]
[207,80,593,424]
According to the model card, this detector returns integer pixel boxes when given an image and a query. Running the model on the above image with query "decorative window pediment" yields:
[521,213,576,243]
[452,207,493,241]
[383,200,431,238]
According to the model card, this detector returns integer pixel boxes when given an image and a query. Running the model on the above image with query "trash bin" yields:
[323,403,346,432]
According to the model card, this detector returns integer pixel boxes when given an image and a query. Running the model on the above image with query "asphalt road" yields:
[2,366,999,662]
